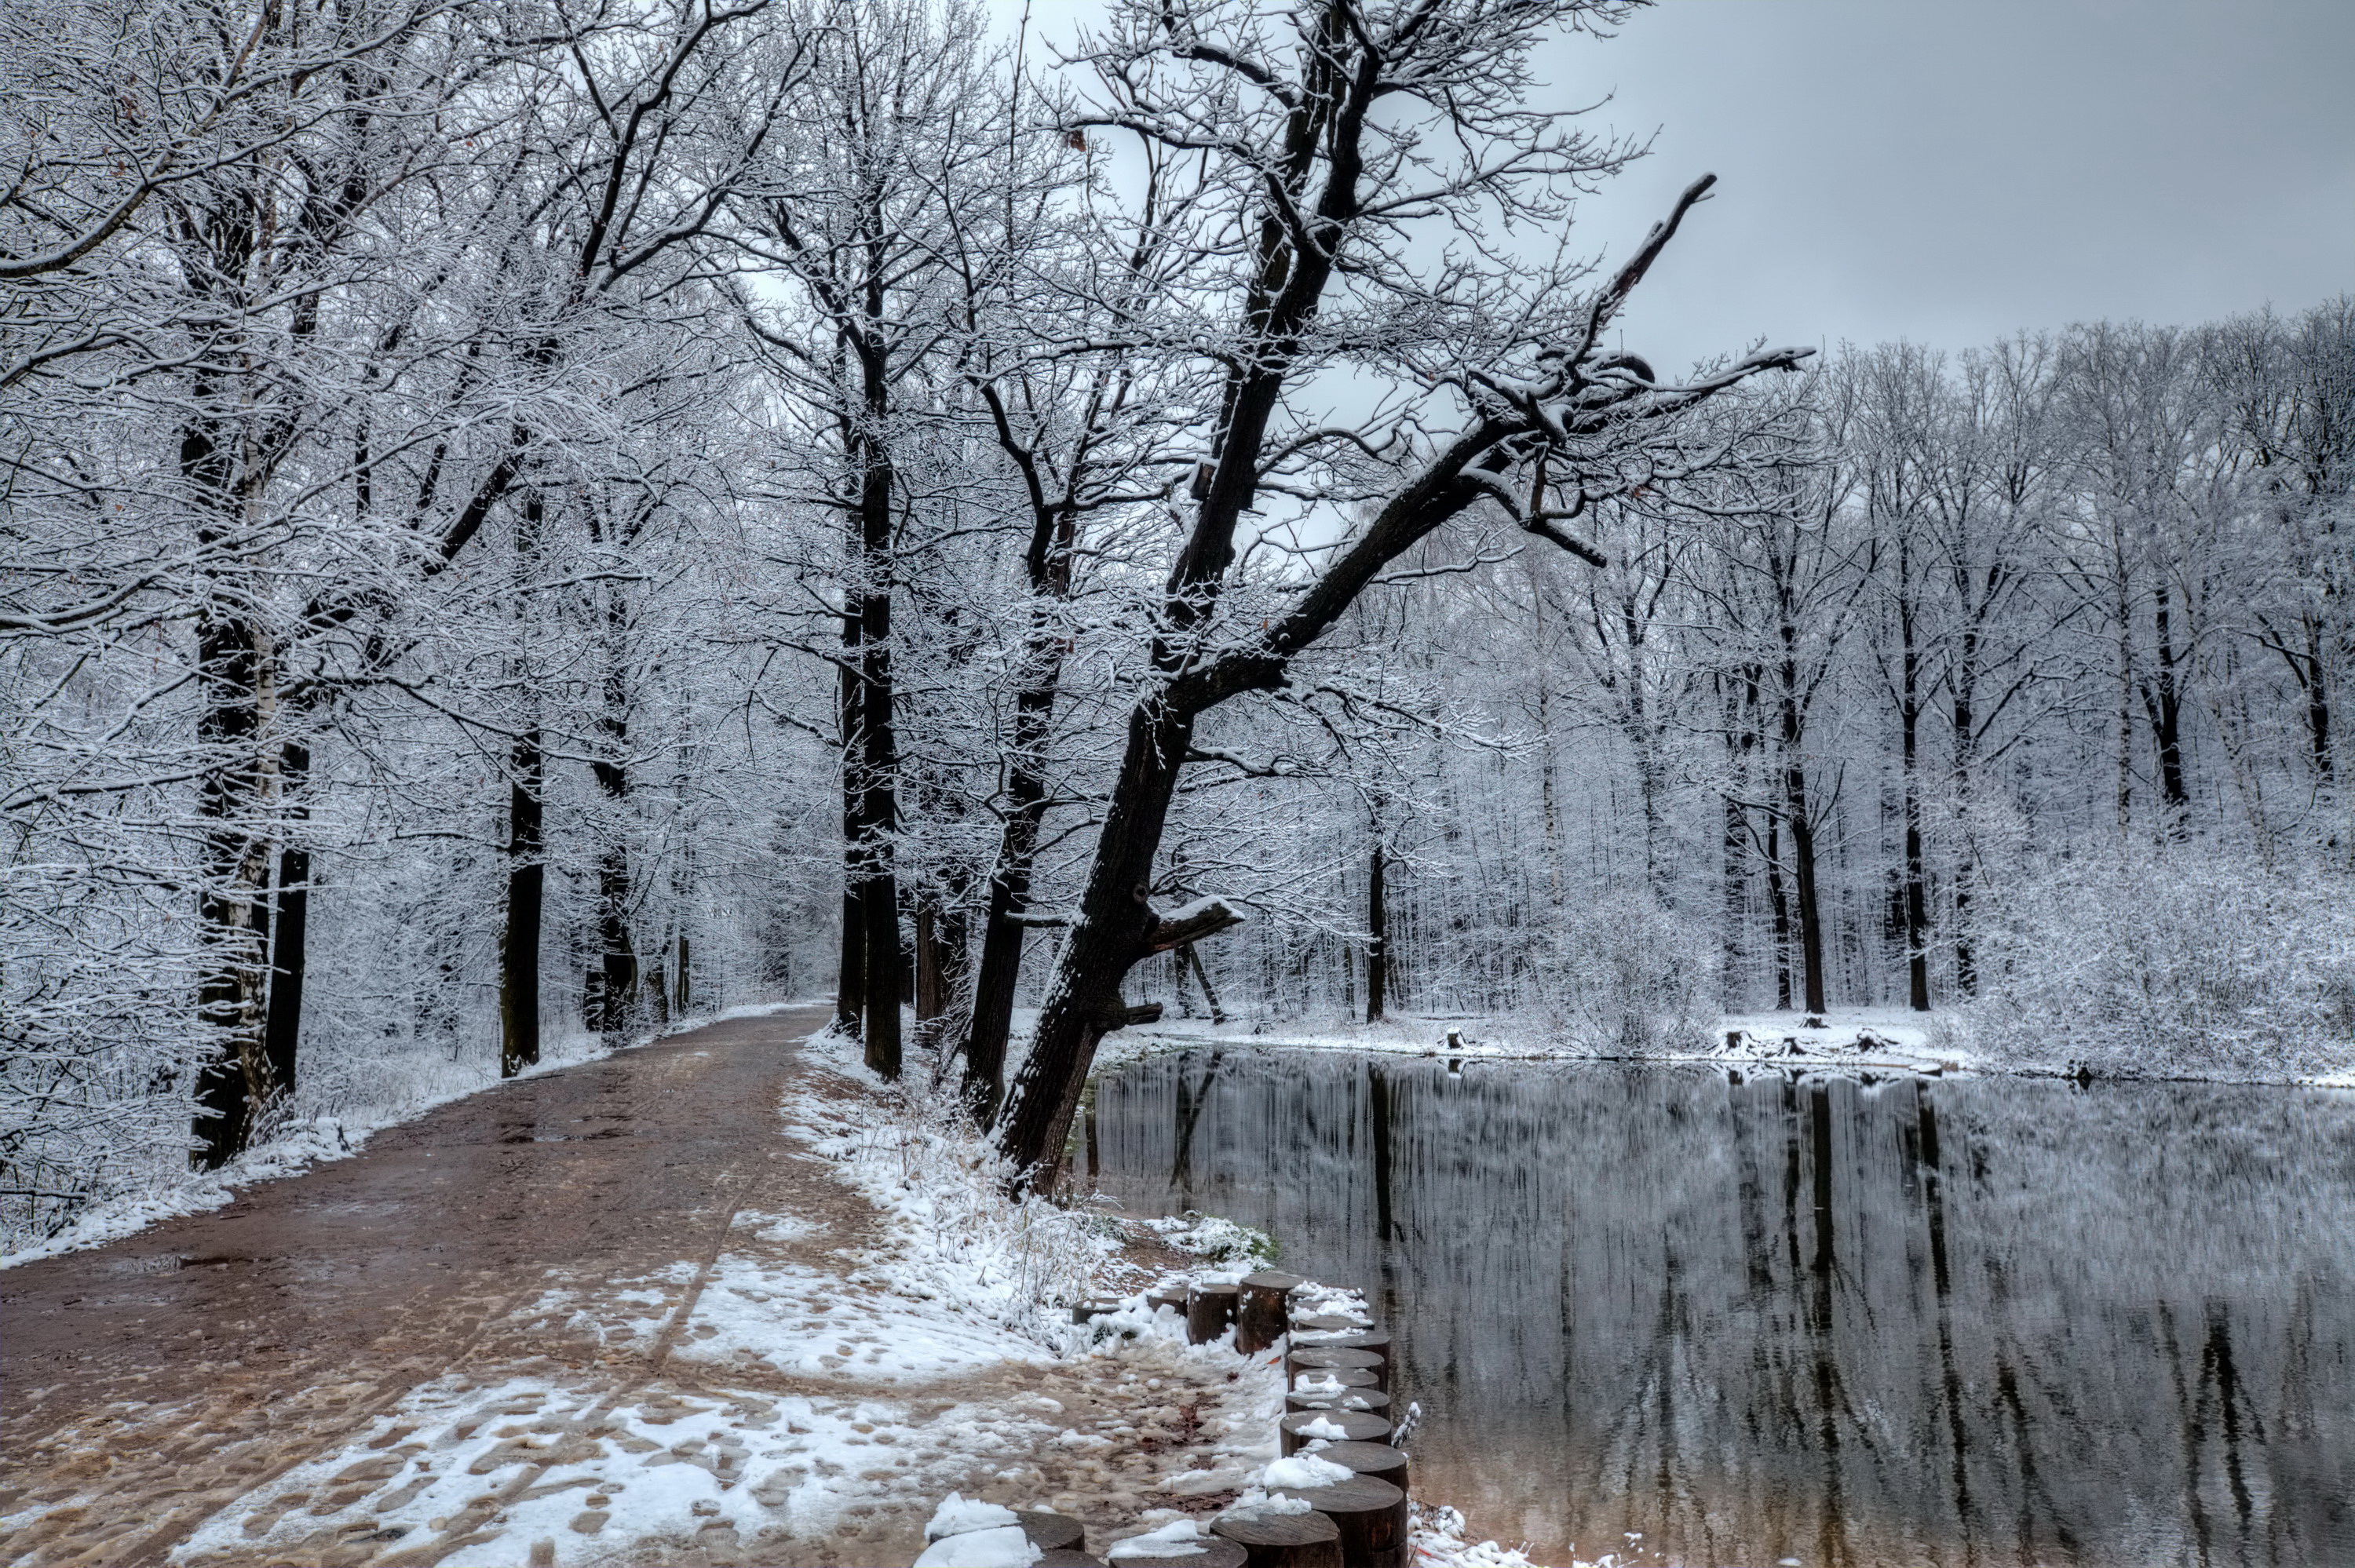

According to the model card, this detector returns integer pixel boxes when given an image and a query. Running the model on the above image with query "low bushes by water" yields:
[1958,846,2355,1078]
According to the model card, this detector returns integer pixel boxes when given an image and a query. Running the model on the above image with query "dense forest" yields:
[4,0,2350,1245]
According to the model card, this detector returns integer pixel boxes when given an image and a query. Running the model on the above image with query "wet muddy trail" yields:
[3,1008,870,1564]
[4,1010,1275,1568]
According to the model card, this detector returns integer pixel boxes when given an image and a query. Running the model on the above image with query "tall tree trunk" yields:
[960,636,1066,1118]
[1897,591,1931,1012]
[2145,581,2191,830]
[1365,830,1389,1024]
[264,739,311,1096]
[186,392,281,1168]
[499,727,544,1078]
[853,454,904,1078]
[1765,814,1793,1012]
[499,491,546,1078]
[1788,779,1829,1018]
[1950,620,1981,995]
[834,636,866,1036]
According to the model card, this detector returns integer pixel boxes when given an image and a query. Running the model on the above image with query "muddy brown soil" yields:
[1,1007,874,1566]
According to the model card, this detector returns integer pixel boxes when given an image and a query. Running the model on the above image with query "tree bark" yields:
[264,739,311,1096]
[498,724,544,1078]
[500,490,546,1078]
[1364,833,1388,1025]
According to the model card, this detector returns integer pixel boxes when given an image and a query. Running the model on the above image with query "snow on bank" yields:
[0,1002,820,1271]
[1099,1006,1972,1078]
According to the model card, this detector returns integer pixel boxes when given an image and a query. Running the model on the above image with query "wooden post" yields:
[1298,1439,1408,1493]
[1237,1269,1304,1352]
[1279,1407,1391,1456]
[1288,1328,1390,1360]
[1269,1476,1408,1568]
[1210,1507,1342,1568]
[1287,1346,1387,1394]
[1290,1367,1378,1399]
[1186,1282,1240,1345]
[1284,1387,1390,1420]
[1289,1310,1371,1333]
[1148,1286,1188,1316]
[1034,1552,1103,1568]
[1105,1537,1247,1568]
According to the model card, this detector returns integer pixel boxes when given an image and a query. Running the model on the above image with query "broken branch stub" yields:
[1141,897,1247,957]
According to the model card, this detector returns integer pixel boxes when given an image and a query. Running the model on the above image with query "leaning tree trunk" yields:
[997,702,1197,1180]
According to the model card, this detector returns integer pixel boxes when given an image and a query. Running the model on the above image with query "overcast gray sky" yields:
[1009,0,2355,371]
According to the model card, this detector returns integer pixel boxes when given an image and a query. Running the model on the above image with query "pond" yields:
[1084,1048,2355,1568]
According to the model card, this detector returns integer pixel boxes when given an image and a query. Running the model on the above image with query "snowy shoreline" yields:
[1091,1006,2355,1090]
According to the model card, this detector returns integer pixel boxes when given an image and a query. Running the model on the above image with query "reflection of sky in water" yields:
[1088,1051,2355,1568]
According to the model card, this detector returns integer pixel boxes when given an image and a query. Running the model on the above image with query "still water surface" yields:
[1085,1049,2355,1568]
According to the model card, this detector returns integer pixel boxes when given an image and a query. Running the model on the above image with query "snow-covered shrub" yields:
[1525,889,1715,1056]
[1962,846,2355,1078]
[1145,1210,1280,1271]
[794,1030,1119,1347]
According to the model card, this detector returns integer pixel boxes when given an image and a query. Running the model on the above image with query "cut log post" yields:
[1298,1439,1408,1493]
[1288,1329,1390,1360]
[1017,1513,1086,1554]
[1210,1506,1343,1568]
[1071,1298,1124,1326]
[1237,1269,1304,1353]
[1186,1282,1241,1345]
[1279,1407,1392,1456]
[1104,1536,1248,1568]
[1034,1553,1103,1568]
[1289,1309,1371,1332]
[1284,1387,1390,1420]
[1287,1346,1388,1394]
[1290,1367,1378,1401]
[1269,1477,1408,1568]
[1148,1286,1189,1317]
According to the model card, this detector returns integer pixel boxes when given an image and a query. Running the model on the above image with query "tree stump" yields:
[1236,1269,1304,1352]
[1017,1512,1087,1553]
[1268,1476,1408,1568]
[1298,1439,1408,1493]
[1284,1387,1389,1420]
[1105,1535,1248,1568]
[1279,1407,1392,1456]
[1186,1282,1240,1344]
[1287,1346,1387,1393]
[1290,1366,1378,1399]
[1288,1328,1389,1359]
[1210,1506,1343,1568]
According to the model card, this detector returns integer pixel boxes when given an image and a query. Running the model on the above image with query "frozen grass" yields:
[792,1023,1130,1348]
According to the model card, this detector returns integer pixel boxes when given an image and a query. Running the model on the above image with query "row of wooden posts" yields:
[1001,1269,1413,1568]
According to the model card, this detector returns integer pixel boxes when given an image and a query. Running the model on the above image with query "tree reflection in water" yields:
[1088,1051,2355,1567]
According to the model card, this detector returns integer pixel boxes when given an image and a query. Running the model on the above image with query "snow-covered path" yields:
[0,1009,1277,1566]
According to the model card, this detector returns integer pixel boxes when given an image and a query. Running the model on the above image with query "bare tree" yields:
[991,0,1809,1184]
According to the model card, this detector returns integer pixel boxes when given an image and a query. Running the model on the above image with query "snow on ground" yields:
[1104,1005,1973,1078]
